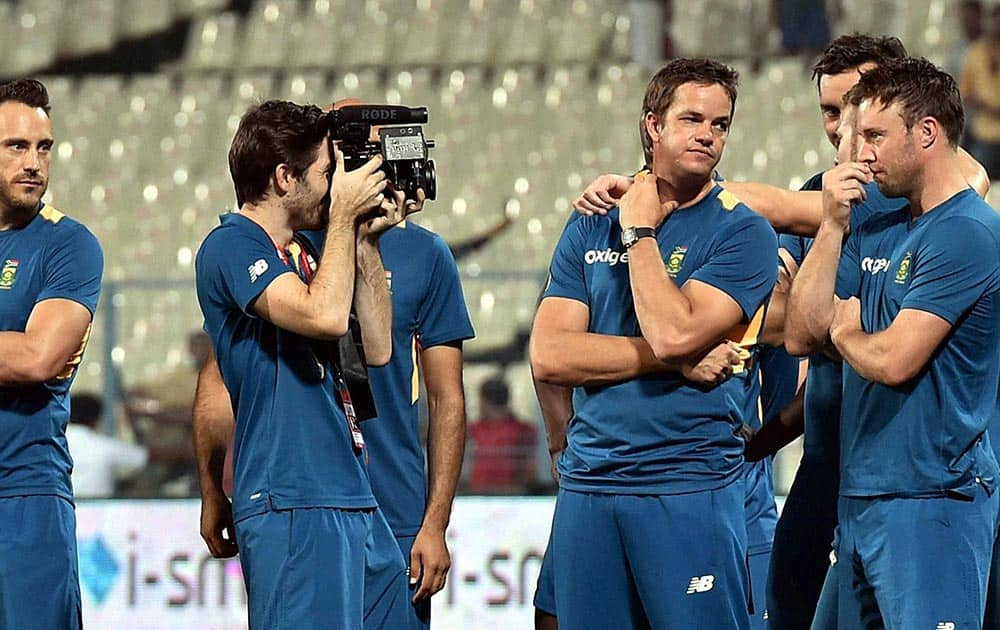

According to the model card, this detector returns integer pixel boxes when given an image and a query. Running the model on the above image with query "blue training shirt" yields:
[543,185,777,494]
[0,205,103,503]
[196,213,375,522]
[835,188,1000,497]
[362,223,474,537]
[778,174,906,462]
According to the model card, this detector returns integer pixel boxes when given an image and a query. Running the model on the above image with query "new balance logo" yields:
[936,622,955,630]
[248,259,269,283]
[686,575,715,594]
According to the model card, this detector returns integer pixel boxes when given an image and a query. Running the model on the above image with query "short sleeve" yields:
[196,225,293,314]
[416,236,475,347]
[835,228,862,299]
[900,217,999,324]
[37,223,104,315]
[689,216,778,321]
[541,216,591,305]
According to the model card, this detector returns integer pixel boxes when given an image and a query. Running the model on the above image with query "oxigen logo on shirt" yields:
[584,248,629,266]
[861,256,891,275]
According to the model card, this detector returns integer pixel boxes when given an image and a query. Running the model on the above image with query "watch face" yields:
[621,227,636,247]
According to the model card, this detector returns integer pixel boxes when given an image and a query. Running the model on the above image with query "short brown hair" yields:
[0,79,50,115]
[228,100,328,206]
[846,57,964,148]
[640,58,739,165]
[811,34,907,90]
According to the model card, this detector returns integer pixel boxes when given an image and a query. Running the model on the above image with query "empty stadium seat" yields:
[183,11,240,70]
[238,0,300,69]
[2,0,62,77]
[117,0,176,40]
[59,0,118,57]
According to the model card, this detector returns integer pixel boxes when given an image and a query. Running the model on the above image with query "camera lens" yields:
[422,159,437,201]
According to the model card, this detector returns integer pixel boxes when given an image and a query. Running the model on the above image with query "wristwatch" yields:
[621,226,656,249]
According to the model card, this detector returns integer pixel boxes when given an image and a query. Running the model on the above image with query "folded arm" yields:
[0,299,92,386]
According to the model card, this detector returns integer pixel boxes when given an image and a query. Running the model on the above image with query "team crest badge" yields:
[894,252,912,284]
[0,259,19,290]
[665,246,688,277]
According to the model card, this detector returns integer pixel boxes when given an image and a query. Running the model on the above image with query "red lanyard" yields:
[244,216,365,451]
[265,235,314,284]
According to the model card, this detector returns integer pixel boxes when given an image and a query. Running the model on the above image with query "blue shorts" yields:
[834,489,998,629]
[235,506,408,629]
[767,458,839,630]
[0,495,81,630]
[394,534,430,630]
[744,458,777,628]
[533,537,556,616]
[552,484,750,629]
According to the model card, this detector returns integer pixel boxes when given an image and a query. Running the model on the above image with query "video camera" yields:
[326,105,436,202]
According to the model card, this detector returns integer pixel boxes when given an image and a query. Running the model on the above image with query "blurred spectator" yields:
[628,0,672,70]
[960,5,1000,179]
[467,376,537,494]
[949,1,984,77]
[65,393,147,499]
[950,0,983,150]
[124,330,211,495]
[776,0,832,57]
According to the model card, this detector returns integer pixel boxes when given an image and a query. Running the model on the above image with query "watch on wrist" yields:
[621,226,656,249]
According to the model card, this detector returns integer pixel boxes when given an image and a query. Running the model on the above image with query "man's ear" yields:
[917,116,939,149]
[644,112,662,144]
[272,163,294,196]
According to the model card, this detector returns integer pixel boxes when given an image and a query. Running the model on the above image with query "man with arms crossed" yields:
[0,79,103,629]
[194,100,411,628]
[793,58,1000,627]
[573,36,992,628]
[531,58,776,628]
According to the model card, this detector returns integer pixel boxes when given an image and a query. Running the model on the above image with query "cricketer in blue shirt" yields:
[532,58,777,630]
[762,171,905,625]
[741,341,799,629]
[194,100,413,629]
[0,80,103,630]
[537,184,775,627]
[360,222,475,628]
[532,209,776,627]
[794,59,1000,628]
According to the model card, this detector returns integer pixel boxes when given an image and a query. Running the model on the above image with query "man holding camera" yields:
[194,100,413,628]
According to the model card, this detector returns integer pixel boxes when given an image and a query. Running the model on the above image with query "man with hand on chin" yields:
[530,58,776,629]
[796,58,1000,628]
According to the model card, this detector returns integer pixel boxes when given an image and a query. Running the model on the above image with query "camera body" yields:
[327,105,436,202]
